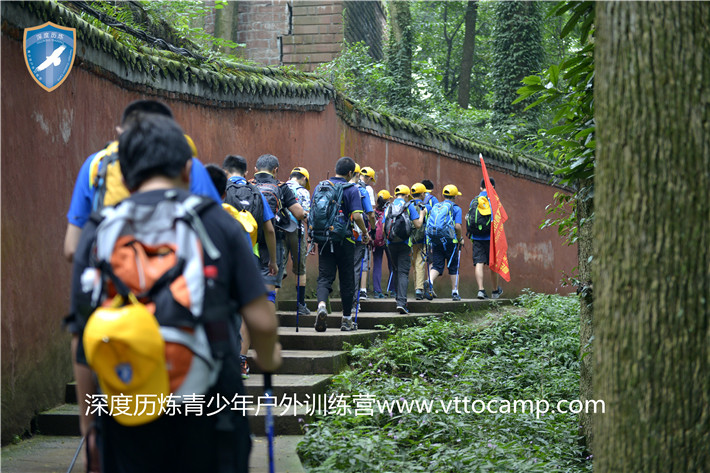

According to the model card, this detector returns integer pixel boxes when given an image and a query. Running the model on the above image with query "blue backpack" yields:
[309,180,353,245]
[426,201,456,241]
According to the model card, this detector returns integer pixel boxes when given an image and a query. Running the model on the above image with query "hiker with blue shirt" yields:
[351,164,376,303]
[469,178,503,300]
[409,183,431,300]
[384,185,425,314]
[424,184,464,301]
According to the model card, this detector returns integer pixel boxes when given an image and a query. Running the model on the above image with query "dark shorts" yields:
[259,238,286,287]
[284,230,307,276]
[472,239,490,265]
[428,240,459,275]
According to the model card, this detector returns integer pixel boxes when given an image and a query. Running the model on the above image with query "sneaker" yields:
[452,292,461,301]
[359,289,368,300]
[239,354,250,379]
[423,281,433,301]
[477,290,488,300]
[373,291,386,299]
[340,317,356,331]
[314,306,328,332]
[396,304,409,314]
[415,290,424,300]
[297,303,311,315]
[491,287,504,299]
[389,291,397,299]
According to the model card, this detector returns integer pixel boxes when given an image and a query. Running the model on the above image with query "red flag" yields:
[480,155,510,282]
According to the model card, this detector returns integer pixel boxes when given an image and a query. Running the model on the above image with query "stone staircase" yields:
[36,297,501,438]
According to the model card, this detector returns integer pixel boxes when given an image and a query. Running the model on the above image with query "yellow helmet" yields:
[394,185,411,196]
[442,184,462,197]
[411,183,427,195]
[354,163,361,174]
[184,134,198,157]
[377,189,391,200]
[360,166,376,182]
[291,167,310,190]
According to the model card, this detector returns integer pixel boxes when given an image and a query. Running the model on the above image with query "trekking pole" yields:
[66,436,85,473]
[354,255,365,326]
[264,373,275,473]
[296,227,302,333]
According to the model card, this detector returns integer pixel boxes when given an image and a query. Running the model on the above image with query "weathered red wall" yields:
[1,27,575,441]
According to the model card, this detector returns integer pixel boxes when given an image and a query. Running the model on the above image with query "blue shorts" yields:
[428,240,459,275]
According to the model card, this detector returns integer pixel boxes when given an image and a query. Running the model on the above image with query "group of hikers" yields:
[62,100,503,472]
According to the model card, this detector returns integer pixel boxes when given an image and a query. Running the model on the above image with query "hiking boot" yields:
[423,281,434,301]
[314,306,328,332]
[359,289,368,300]
[491,287,504,299]
[373,291,386,299]
[340,317,356,331]
[239,354,250,379]
[396,304,409,314]
[415,290,424,300]
[297,303,311,315]
[452,292,461,301]
[477,290,488,300]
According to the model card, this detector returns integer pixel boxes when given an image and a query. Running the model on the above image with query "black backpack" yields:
[466,195,492,237]
[384,199,413,244]
[224,180,264,227]
[410,202,427,242]
[309,180,353,245]
[252,179,296,233]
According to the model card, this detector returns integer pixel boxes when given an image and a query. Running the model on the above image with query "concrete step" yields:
[278,298,509,314]
[277,326,385,351]
[34,404,313,438]
[278,311,439,330]
[247,349,348,375]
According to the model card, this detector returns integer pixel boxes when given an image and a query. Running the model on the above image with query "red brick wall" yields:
[237,0,291,66]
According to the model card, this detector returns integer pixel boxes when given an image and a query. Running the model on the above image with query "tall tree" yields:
[490,1,544,131]
[385,1,414,114]
[457,0,478,108]
[594,2,709,471]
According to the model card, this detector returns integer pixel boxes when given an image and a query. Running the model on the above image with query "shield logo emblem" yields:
[23,22,76,92]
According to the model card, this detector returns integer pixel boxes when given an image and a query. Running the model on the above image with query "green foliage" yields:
[385,1,415,116]
[514,1,595,245]
[78,1,248,64]
[490,1,545,135]
[298,294,592,472]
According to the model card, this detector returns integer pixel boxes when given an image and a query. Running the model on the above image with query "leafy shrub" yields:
[298,293,592,472]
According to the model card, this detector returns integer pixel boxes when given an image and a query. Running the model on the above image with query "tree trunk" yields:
[386,1,413,112]
[576,181,594,453]
[594,2,710,472]
[457,0,478,109]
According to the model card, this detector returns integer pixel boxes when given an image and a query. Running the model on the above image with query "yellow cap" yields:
[411,183,427,195]
[377,189,391,200]
[360,167,376,182]
[184,134,197,158]
[477,196,492,216]
[354,163,361,174]
[83,295,169,426]
[291,167,311,190]
[394,185,411,196]
[443,184,462,197]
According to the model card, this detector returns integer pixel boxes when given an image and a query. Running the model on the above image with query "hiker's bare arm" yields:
[242,295,282,372]
[455,222,464,245]
[353,213,370,244]
[264,220,278,275]
[413,209,425,229]
[288,202,306,221]
[63,223,82,262]
[367,211,376,228]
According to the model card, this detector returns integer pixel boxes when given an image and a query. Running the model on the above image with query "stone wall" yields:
[0,1,576,443]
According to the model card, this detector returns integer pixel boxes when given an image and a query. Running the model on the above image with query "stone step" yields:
[277,311,438,330]
[247,349,348,375]
[277,326,385,351]
[65,374,332,406]
[278,298,508,314]
[34,403,313,437]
